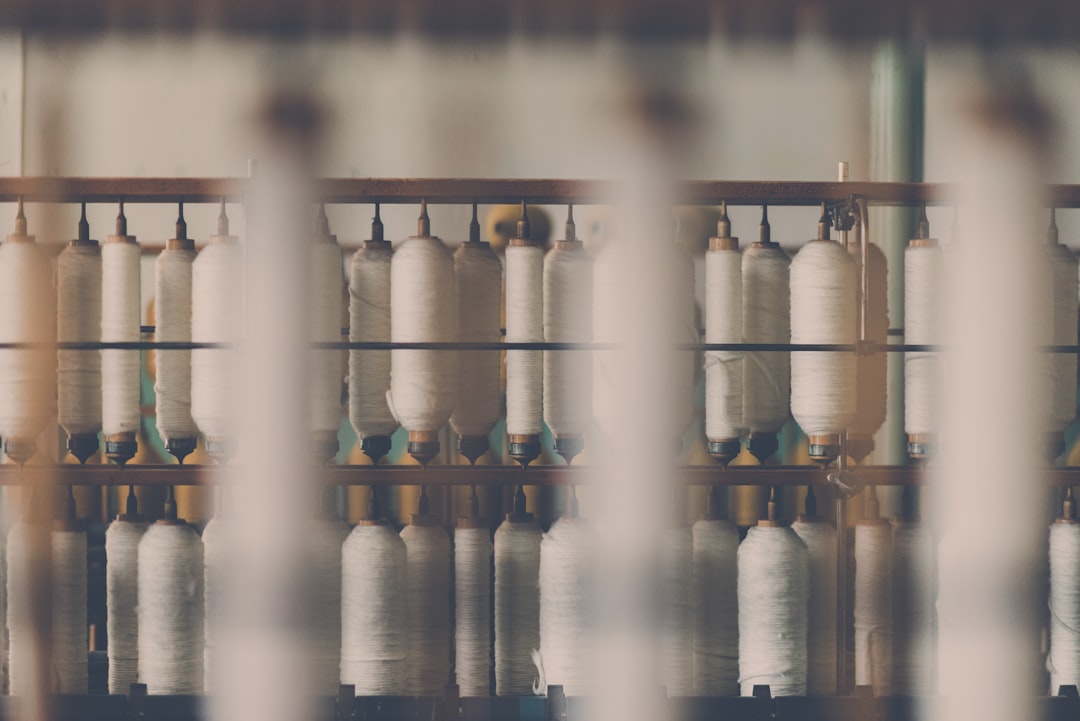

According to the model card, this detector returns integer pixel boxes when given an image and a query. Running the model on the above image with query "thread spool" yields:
[791,487,837,695]
[891,512,934,696]
[742,206,791,463]
[400,496,451,695]
[309,516,350,695]
[506,201,544,467]
[389,201,457,466]
[138,513,204,694]
[692,486,739,696]
[202,512,226,693]
[661,523,693,697]
[309,206,345,464]
[0,199,55,464]
[854,488,892,695]
[52,491,88,694]
[7,520,39,696]
[451,205,502,464]
[705,202,744,465]
[1049,490,1080,694]
[790,206,857,465]
[846,224,889,464]
[155,204,199,463]
[192,201,242,462]
[494,488,542,696]
[538,514,592,697]
[102,202,141,465]
[341,520,407,695]
[543,205,592,464]
[904,208,942,461]
[737,490,808,697]
[455,489,492,696]
[348,204,396,464]
[1042,210,1078,462]
[106,491,146,694]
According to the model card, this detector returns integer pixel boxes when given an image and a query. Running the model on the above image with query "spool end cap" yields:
[67,433,99,464]
[360,436,392,465]
[554,436,584,465]
[407,440,440,467]
[457,435,490,465]
[165,437,198,464]
[747,433,779,464]
[708,439,741,467]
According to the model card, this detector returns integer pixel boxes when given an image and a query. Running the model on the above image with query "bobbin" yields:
[158,204,198,463]
[705,204,743,467]
[104,204,140,467]
[548,206,587,466]
[745,205,784,465]
[200,201,240,464]
[906,208,939,462]
[354,204,395,465]
[507,201,542,468]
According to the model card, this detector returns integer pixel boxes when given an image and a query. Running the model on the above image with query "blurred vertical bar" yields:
[210,81,321,720]
[934,80,1050,721]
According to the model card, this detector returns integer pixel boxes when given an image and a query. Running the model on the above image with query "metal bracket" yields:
[827,469,865,499]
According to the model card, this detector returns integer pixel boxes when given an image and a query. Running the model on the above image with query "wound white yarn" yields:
[101,240,142,436]
[401,522,451,695]
[451,243,502,439]
[790,240,857,437]
[891,522,934,696]
[341,523,407,695]
[389,236,457,433]
[854,520,893,695]
[455,526,493,696]
[705,244,744,441]
[0,240,55,440]
[742,244,791,435]
[660,526,693,697]
[791,518,837,695]
[191,239,243,440]
[1049,521,1080,694]
[202,516,225,693]
[494,518,542,696]
[310,243,345,438]
[138,522,204,694]
[538,516,592,697]
[57,242,102,437]
[52,528,88,694]
[7,523,37,697]
[155,245,199,441]
[506,243,545,437]
[308,519,350,696]
[903,243,943,437]
[106,518,146,694]
[348,242,398,440]
[543,242,592,439]
[737,525,808,697]
[1045,244,1078,433]
[848,242,889,442]
[692,518,739,696]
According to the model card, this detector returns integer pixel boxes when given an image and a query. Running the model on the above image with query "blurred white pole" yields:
[935,85,1052,721]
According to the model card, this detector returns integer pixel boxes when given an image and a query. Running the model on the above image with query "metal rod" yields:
[835,434,850,694]
[4,177,1080,207]
[857,196,871,345]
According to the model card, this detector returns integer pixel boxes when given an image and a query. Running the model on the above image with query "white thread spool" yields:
[348,208,397,461]
[308,518,350,695]
[494,503,542,696]
[741,213,791,462]
[854,496,892,696]
[891,519,934,696]
[192,205,242,458]
[505,204,544,465]
[904,214,943,460]
[155,209,199,460]
[847,235,889,462]
[105,507,146,694]
[0,204,55,463]
[202,515,226,693]
[538,515,592,697]
[401,512,451,695]
[310,208,345,463]
[704,207,744,463]
[451,207,502,462]
[791,504,837,695]
[101,207,142,463]
[455,512,493,696]
[389,204,457,463]
[737,519,808,697]
[56,228,102,461]
[341,522,407,695]
[52,522,88,694]
[1043,215,1078,457]
[692,501,739,696]
[543,208,592,463]
[7,521,37,697]
[1049,502,1080,695]
[660,525,693,696]
[790,213,857,461]
[138,520,204,694]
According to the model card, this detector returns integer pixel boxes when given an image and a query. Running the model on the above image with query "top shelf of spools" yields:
[1,175,1078,488]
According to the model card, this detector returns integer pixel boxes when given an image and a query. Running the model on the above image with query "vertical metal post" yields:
[835,433,849,694]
